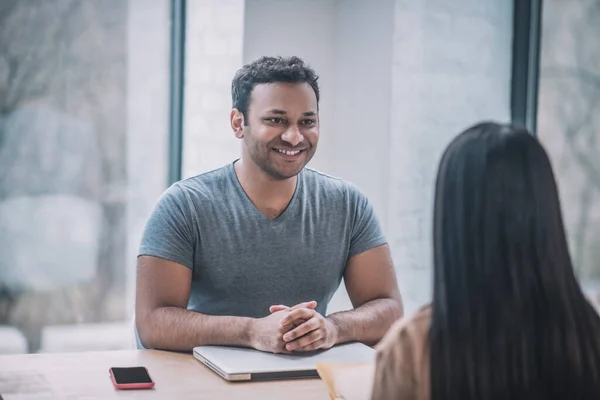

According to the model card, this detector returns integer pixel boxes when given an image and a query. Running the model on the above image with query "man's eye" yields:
[266,117,284,124]
[302,119,316,126]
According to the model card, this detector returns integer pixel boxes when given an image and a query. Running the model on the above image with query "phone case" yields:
[109,367,155,390]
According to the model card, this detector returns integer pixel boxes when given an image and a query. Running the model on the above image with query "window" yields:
[0,0,170,353]
[537,0,600,301]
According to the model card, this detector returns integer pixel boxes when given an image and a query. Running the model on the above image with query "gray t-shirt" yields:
[136,161,386,347]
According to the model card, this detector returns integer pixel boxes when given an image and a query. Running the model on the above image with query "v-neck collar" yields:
[229,160,302,223]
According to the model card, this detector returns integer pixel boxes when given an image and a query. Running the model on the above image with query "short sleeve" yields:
[347,183,387,258]
[138,184,195,270]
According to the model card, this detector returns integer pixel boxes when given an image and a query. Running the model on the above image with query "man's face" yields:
[240,82,319,180]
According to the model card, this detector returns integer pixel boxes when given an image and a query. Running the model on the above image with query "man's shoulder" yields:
[171,163,234,199]
[303,167,351,193]
[303,167,366,203]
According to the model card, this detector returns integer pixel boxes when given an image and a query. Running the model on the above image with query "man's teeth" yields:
[275,149,301,156]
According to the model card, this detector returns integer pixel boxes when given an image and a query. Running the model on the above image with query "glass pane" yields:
[0,0,170,354]
[537,0,600,301]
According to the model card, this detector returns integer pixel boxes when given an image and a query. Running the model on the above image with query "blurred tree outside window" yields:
[0,0,169,353]
[537,0,600,300]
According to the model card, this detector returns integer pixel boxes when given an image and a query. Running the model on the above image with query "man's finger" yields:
[280,308,316,327]
[290,300,317,311]
[282,314,320,341]
[293,338,326,352]
[270,300,317,314]
[269,305,288,313]
[281,317,307,329]
[286,330,322,351]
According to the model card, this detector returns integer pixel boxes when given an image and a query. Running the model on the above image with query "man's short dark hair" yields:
[231,56,320,122]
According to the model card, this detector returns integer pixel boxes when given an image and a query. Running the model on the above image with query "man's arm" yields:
[136,255,304,352]
[280,244,403,351]
[328,243,403,346]
[135,255,253,351]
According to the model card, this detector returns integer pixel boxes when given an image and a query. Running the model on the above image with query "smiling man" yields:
[134,56,403,353]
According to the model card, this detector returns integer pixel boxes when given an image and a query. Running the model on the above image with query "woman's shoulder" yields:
[370,305,432,400]
[376,305,432,352]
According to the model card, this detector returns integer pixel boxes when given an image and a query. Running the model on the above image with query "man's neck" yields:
[234,157,298,217]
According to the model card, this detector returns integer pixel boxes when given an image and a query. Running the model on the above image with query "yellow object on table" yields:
[316,362,375,400]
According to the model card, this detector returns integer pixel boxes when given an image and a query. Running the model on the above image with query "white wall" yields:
[183,0,246,179]
[243,0,338,175]
[389,0,514,313]
[126,0,170,317]
[332,0,395,231]
[243,1,395,222]
[328,0,396,312]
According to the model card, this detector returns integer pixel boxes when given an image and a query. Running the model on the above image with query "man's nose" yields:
[281,125,304,147]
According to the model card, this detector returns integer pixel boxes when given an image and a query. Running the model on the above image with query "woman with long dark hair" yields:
[371,122,600,399]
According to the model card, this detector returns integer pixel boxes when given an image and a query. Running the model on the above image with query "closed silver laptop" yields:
[193,342,375,382]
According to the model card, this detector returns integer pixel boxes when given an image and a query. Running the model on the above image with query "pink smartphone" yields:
[109,366,155,390]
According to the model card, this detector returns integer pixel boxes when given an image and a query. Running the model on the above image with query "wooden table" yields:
[0,350,330,399]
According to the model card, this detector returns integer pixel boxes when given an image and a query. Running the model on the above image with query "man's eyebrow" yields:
[264,110,317,117]
[267,109,286,115]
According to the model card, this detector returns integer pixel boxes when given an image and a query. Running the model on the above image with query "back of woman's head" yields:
[431,121,600,400]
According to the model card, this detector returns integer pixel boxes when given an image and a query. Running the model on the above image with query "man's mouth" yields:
[274,148,304,156]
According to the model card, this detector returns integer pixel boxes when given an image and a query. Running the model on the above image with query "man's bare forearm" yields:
[137,307,255,352]
[327,298,403,347]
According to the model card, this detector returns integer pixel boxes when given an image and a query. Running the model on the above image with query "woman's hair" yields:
[430,122,600,399]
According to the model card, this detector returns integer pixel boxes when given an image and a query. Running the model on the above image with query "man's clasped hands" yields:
[250,300,339,354]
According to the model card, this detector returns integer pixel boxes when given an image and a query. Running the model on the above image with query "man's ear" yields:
[230,109,245,139]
